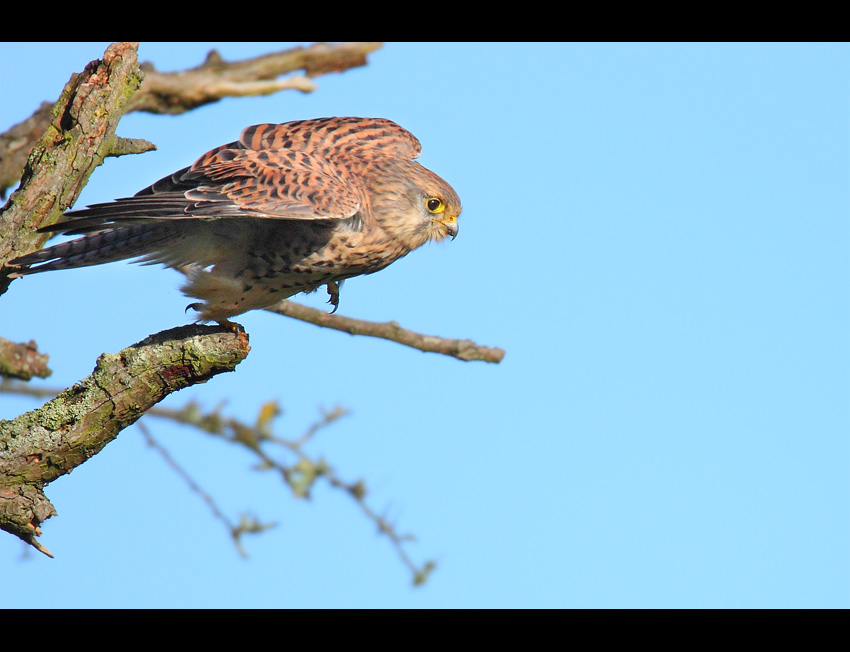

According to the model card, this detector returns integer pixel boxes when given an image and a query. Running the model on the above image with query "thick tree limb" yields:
[0,325,250,556]
[267,300,506,364]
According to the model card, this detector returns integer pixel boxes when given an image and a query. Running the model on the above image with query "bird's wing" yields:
[182,143,363,220]
[240,118,422,160]
[40,117,422,237]
[40,121,385,236]
[186,117,423,219]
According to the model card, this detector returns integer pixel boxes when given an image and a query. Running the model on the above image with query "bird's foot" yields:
[215,319,245,334]
[326,281,340,314]
[186,302,244,334]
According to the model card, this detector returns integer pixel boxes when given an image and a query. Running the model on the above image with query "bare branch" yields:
[0,337,51,380]
[2,381,434,583]
[148,399,436,585]
[127,42,381,115]
[267,300,506,364]
[0,324,250,555]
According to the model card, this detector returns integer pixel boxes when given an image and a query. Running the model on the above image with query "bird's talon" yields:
[326,281,340,314]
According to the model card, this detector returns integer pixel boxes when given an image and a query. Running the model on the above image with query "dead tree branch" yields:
[127,42,381,114]
[2,381,434,584]
[0,101,53,201]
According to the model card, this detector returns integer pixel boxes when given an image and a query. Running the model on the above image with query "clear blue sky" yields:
[1,42,847,608]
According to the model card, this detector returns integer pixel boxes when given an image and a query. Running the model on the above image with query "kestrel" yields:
[10,117,461,325]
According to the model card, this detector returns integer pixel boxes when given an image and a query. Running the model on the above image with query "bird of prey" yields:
[10,117,461,326]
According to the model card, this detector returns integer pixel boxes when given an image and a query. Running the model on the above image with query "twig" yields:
[2,378,435,583]
[0,377,59,398]
[267,300,506,364]
[148,400,436,584]
[137,421,275,558]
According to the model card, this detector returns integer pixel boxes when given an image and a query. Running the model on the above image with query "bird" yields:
[9,117,461,327]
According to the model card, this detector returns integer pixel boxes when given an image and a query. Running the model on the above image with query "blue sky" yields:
[1,42,847,608]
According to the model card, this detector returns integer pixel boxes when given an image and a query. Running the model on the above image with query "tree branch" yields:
[145,399,436,584]
[267,300,506,364]
[1,382,434,584]
[137,420,275,559]
[0,325,250,556]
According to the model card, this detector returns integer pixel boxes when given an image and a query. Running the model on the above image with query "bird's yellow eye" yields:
[426,197,445,214]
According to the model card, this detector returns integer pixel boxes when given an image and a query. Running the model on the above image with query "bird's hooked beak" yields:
[435,215,459,240]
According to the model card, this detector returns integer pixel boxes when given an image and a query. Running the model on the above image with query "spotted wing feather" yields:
[11,117,427,277]
[38,117,423,238]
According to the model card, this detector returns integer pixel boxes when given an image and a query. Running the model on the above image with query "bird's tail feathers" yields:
[9,223,178,275]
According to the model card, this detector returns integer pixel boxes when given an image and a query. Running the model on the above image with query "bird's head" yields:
[406,165,462,246]
[367,159,461,250]
[422,193,460,242]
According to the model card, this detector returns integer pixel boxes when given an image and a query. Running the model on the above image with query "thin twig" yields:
[137,421,275,558]
[2,381,435,584]
[146,401,435,583]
